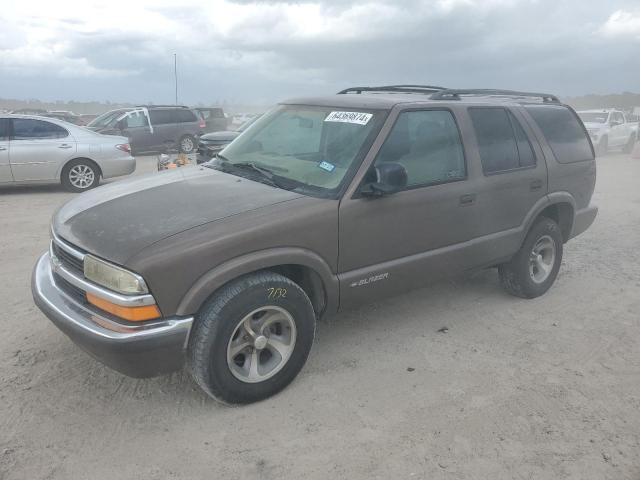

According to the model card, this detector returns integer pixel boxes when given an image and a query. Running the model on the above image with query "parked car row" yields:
[86,105,232,155]
[0,115,135,191]
[196,115,261,163]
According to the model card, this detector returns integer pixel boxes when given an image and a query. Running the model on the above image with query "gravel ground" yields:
[1,153,639,480]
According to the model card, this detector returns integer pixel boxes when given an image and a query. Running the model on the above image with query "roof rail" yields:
[338,85,447,95]
[430,89,560,103]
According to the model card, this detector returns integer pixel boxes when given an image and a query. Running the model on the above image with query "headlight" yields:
[84,255,149,295]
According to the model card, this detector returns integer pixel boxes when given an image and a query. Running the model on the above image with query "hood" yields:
[53,167,303,265]
[582,122,606,130]
[200,131,239,142]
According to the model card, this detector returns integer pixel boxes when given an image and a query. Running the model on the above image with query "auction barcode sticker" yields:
[325,111,373,125]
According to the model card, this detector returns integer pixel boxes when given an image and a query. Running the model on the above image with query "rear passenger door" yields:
[467,107,547,240]
[120,110,152,153]
[148,109,178,151]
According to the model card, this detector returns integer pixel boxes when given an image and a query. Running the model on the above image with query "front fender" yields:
[176,247,339,317]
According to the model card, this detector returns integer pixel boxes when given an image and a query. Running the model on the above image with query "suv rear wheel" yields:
[498,217,563,299]
[187,271,316,404]
[179,135,196,154]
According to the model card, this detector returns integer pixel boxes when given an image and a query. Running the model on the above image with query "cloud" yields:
[599,9,640,38]
[0,0,639,104]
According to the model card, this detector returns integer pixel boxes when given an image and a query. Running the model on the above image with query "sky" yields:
[0,0,639,105]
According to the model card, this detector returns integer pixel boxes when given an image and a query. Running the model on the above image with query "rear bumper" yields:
[570,204,598,239]
[100,156,136,179]
[32,252,193,378]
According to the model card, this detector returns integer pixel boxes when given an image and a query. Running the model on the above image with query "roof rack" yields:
[338,85,447,95]
[430,89,560,103]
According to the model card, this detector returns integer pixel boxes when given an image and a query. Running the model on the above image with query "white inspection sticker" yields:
[325,111,373,125]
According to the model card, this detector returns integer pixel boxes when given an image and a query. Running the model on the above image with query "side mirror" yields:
[361,163,408,197]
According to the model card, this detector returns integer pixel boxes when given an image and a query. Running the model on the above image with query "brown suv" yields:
[32,86,598,404]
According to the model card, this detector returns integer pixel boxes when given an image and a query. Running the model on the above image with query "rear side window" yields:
[124,111,149,128]
[524,105,594,163]
[375,109,466,188]
[0,119,9,141]
[469,108,536,174]
[149,109,175,125]
[12,119,68,140]
[176,110,198,123]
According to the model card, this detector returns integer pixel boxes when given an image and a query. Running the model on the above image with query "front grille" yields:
[52,240,84,274]
[53,272,87,304]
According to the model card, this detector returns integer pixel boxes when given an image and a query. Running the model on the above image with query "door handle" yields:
[459,194,476,206]
[530,179,543,191]
[58,144,73,149]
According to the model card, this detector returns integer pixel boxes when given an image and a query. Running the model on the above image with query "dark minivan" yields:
[88,105,205,154]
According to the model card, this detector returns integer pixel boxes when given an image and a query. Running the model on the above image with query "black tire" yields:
[596,136,608,156]
[61,159,100,192]
[498,217,563,299]
[178,134,196,154]
[187,271,316,404]
[623,135,635,154]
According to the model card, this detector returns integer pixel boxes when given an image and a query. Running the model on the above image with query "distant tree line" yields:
[564,92,640,112]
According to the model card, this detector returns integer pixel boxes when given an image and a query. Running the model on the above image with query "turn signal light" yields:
[86,293,161,322]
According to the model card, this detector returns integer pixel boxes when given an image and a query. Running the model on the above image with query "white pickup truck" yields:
[577,109,638,155]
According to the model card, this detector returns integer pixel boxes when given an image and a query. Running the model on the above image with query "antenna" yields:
[174,54,178,105]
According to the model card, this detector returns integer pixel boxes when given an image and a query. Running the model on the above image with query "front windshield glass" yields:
[87,110,125,128]
[213,105,385,198]
[578,112,608,123]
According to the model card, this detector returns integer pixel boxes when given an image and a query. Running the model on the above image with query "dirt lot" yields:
[1,153,639,480]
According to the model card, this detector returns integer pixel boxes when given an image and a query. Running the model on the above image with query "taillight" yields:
[198,119,206,129]
[116,144,131,153]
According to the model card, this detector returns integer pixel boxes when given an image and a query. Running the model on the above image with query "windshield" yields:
[578,112,608,124]
[237,115,261,132]
[87,110,126,128]
[212,105,385,198]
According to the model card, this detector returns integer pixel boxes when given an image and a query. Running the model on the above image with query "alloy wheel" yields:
[226,306,297,383]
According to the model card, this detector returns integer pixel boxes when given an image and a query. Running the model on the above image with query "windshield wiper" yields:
[213,157,297,190]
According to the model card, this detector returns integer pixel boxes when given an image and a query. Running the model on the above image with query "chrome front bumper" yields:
[32,252,193,378]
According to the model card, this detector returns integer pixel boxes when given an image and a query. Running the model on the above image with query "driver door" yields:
[337,108,480,309]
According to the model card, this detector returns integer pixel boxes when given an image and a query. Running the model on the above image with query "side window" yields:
[199,110,211,120]
[124,111,148,128]
[12,119,68,140]
[469,108,536,173]
[212,108,224,118]
[524,105,594,163]
[612,112,624,124]
[149,110,174,125]
[469,108,520,173]
[375,110,465,188]
[0,119,9,141]
[509,112,536,167]
[176,110,197,123]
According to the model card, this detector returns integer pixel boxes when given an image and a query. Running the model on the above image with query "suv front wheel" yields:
[187,271,316,404]
[498,217,563,299]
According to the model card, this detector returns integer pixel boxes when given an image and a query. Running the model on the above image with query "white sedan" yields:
[0,115,136,192]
